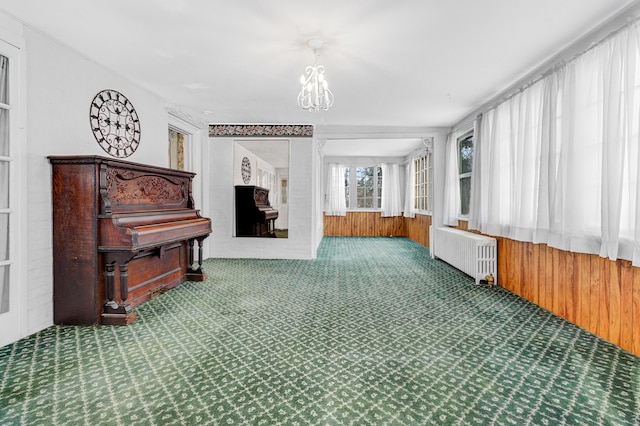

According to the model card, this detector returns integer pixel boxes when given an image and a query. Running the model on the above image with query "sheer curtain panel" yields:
[381,163,402,217]
[442,132,461,226]
[325,164,347,216]
[403,160,415,218]
[468,21,640,265]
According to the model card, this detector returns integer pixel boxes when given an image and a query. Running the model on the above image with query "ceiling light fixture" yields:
[297,39,334,112]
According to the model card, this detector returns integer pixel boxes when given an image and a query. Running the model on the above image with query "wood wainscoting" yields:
[324,212,405,237]
[323,213,640,357]
[324,212,431,241]
[404,214,433,248]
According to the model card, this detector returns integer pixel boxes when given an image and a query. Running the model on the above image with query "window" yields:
[458,133,473,216]
[414,152,433,213]
[256,166,276,194]
[344,165,382,209]
[345,167,350,209]
[168,128,185,170]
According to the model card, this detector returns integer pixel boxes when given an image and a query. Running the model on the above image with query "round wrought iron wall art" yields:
[89,89,141,158]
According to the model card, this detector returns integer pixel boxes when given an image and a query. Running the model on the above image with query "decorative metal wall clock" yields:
[89,89,141,158]
[241,156,252,184]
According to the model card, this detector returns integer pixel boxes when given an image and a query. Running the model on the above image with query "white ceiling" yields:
[0,0,636,157]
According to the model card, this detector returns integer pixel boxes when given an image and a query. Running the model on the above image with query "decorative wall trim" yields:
[209,124,314,138]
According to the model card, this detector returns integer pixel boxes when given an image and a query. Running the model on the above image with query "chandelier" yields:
[297,39,334,112]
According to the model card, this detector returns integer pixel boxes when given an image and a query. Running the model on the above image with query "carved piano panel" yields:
[49,155,212,325]
[235,185,278,237]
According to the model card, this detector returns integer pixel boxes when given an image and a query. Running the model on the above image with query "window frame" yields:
[457,131,474,218]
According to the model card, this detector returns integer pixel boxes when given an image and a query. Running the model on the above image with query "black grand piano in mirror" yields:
[235,185,279,237]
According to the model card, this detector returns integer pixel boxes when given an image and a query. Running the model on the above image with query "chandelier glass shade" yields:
[297,42,334,112]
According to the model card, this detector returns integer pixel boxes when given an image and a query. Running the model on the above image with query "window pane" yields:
[0,213,7,261]
[0,161,7,209]
[0,55,7,105]
[376,167,382,208]
[0,265,7,314]
[357,167,373,186]
[0,109,8,157]
[460,177,471,216]
[459,135,474,174]
[344,168,350,208]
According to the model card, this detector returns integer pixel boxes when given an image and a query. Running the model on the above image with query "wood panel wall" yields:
[323,212,404,237]
[404,214,432,249]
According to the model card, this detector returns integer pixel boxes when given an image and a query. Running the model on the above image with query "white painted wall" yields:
[207,136,317,259]
[313,141,324,250]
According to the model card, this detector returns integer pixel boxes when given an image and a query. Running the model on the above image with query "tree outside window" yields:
[344,165,382,209]
[344,167,350,209]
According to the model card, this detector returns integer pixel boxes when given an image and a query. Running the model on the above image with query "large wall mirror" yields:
[233,140,290,238]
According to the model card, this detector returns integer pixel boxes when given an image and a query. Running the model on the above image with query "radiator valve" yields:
[485,273,495,287]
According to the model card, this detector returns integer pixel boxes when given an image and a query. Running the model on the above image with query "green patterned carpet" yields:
[1,237,639,425]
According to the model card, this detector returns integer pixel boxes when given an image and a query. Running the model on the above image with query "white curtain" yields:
[442,132,460,226]
[470,79,551,241]
[381,163,402,217]
[468,116,482,231]
[403,160,415,218]
[469,21,640,265]
[325,164,347,216]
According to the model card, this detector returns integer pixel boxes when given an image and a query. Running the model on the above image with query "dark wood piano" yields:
[49,155,212,325]
[235,185,278,237]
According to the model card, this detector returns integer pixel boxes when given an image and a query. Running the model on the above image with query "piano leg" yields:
[119,263,130,301]
[267,218,277,237]
[186,237,208,282]
[101,253,137,325]
[105,262,116,302]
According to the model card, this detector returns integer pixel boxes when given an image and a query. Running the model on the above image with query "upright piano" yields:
[49,155,212,325]
[235,185,279,237]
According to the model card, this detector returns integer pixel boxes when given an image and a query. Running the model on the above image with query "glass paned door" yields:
[0,41,20,347]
